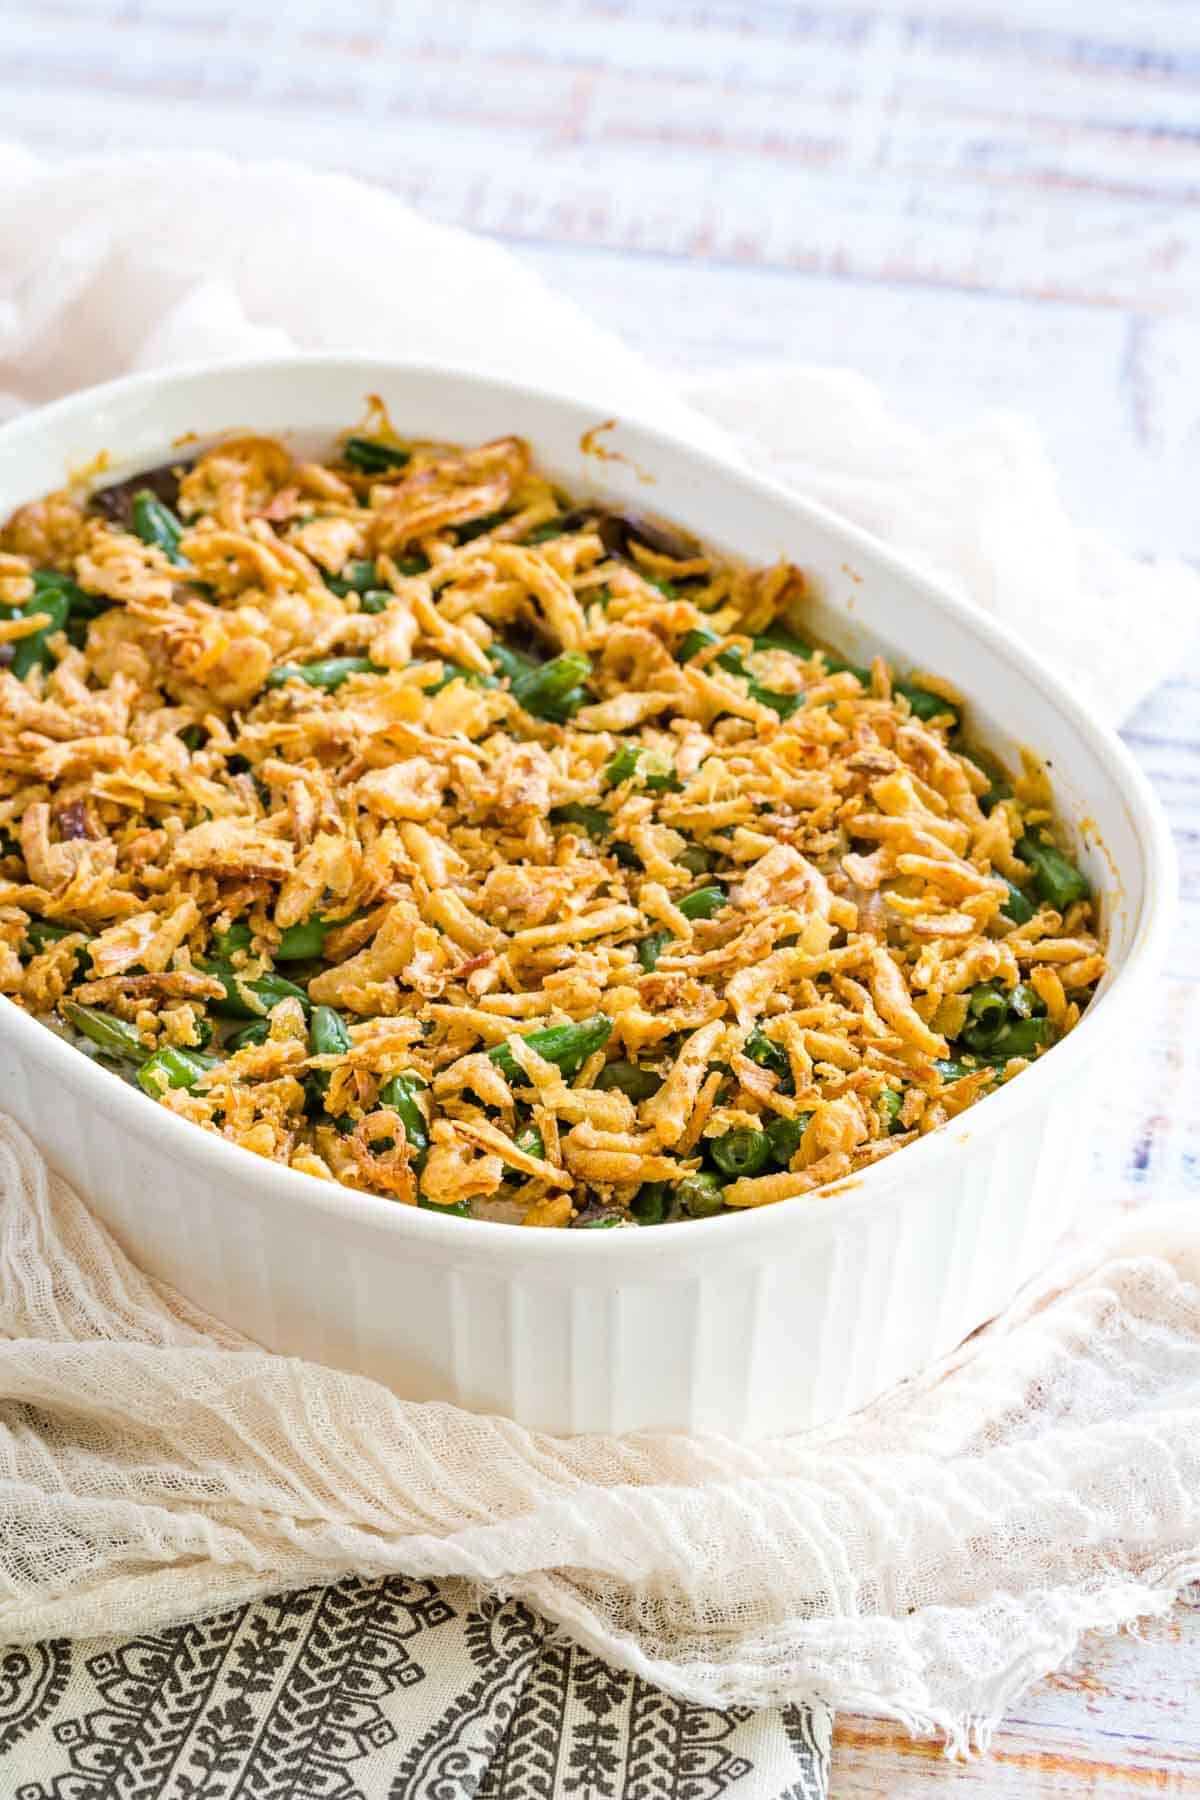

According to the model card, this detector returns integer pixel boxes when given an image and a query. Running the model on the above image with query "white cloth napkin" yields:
[1,144,1198,1754]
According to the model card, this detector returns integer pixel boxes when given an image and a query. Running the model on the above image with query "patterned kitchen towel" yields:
[1,1578,830,1799]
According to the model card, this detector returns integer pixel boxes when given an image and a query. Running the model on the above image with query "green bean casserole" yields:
[0,411,1106,1226]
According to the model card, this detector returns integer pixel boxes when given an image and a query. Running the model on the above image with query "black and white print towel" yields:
[1,1576,832,1799]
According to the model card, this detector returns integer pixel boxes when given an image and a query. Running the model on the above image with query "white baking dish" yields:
[0,356,1175,1439]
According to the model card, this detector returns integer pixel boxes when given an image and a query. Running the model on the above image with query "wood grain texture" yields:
[1,1,1198,1790]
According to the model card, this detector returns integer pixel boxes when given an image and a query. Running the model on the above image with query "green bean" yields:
[637,931,670,973]
[342,437,410,474]
[488,642,540,682]
[511,650,592,720]
[275,916,330,961]
[61,1000,144,1061]
[514,1123,545,1159]
[225,1018,271,1051]
[311,1004,352,1059]
[649,577,679,598]
[575,1214,627,1228]
[958,745,1012,814]
[676,1169,726,1217]
[877,1087,904,1134]
[190,1015,214,1049]
[749,682,801,718]
[1016,831,1089,910]
[752,626,813,657]
[604,744,642,786]
[456,510,508,543]
[266,656,383,692]
[980,1017,1050,1061]
[525,518,567,544]
[1000,878,1037,925]
[935,1058,994,1085]
[631,1180,674,1225]
[137,1046,217,1097]
[179,723,206,751]
[130,489,187,564]
[322,558,379,597]
[24,917,91,967]
[676,626,742,673]
[595,1060,662,1101]
[1009,982,1045,1020]
[9,583,70,678]
[895,681,961,726]
[676,843,713,876]
[641,888,715,966]
[488,1015,612,1084]
[360,590,395,614]
[550,803,611,838]
[679,884,726,920]
[419,1195,471,1217]
[396,555,429,577]
[213,921,254,957]
[378,1072,430,1169]
[710,1128,773,1179]
[764,1113,809,1169]
[744,1028,790,1079]
[204,960,310,1018]
[966,982,1009,1035]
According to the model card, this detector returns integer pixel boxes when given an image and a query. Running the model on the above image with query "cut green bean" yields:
[378,1072,430,1169]
[676,843,713,876]
[631,1180,673,1225]
[225,1018,271,1052]
[511,650,592,721]
[514,1123,545,1159]
[488,642,540,683]
[637,931,670,973]
[710,1128,773,1179]
[678,884,726,920]
[342,437,410,474]
[137,1045,217,1097]
[550,803,611,838]
[213,921,254,957]
[877,1087,904,1134]
[744,1028,790,1080]
[203,960,310,1018]
[419,1195,471,1217]
[575,1214,627,1228]
[275,916,330,961]
[311,1005,352,1059]
[130,489,187,564]
[61,1000,144,1061]
[322,558,379,597]
[979,1016,1051,1061]
[676,1169,726,1217]
[455,510,507,543]
[266,656,383,691]
[1000,878,1037,925]
[765,1113,809,1169]
[895,681,960,726]
[488,1015,612,1084]
[966,982,1009,1035]
[595,1060,662,1101]
[9,583,69,678]
[24,918,91,968]
[525,518,567,544]
[1016,831,1089,910]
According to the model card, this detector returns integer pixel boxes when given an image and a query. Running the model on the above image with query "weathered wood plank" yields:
[832,1587,1200,1794]
[1,3,1198,1790]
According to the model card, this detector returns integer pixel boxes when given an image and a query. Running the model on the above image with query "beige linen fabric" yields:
[2,1117,1200,1751]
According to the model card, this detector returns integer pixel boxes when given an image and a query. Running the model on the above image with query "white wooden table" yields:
[3,0,1198,1788]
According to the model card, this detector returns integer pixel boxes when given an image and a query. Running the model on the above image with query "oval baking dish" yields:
[0,356,1175,1439]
